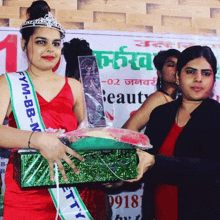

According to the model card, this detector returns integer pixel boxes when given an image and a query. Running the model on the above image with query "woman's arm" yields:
[122,91,168,132]
[0,75,31,149]
[136,151,220,187]
[0,75,84,181]
[134,103,220,187]
[154,154,220,176]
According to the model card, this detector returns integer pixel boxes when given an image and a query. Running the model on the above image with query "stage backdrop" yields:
[1,28,220,220]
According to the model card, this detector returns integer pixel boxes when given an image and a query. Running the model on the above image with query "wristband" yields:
[28,131,35,149]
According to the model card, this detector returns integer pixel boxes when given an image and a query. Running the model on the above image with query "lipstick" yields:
[42,56,54,61]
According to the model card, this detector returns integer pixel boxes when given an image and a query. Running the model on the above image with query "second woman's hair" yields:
[177,45,217,76]
[153,49,181,71]
[154,49,180,91]
[62,38,93,80]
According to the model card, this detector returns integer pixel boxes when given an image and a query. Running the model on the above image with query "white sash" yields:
[5,71,93,220]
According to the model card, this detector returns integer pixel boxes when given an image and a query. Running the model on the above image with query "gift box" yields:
[13,137,138,188]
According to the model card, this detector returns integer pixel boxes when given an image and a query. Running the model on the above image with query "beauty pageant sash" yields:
[5,71,93,220]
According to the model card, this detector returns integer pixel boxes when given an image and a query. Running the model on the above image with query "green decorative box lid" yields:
[70,137,134,151]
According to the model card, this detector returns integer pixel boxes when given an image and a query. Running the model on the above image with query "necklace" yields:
[159,88,170,96]
[159,88,177,100]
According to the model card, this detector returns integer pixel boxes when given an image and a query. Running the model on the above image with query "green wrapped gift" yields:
[13,137,138,188]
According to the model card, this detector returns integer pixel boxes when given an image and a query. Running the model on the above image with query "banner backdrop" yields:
[1,27,220,219]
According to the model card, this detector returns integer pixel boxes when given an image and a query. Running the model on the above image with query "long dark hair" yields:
[177,46,217,78]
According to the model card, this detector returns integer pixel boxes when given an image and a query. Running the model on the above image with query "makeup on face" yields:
[162,56,178,83]
[26,27,62,71]
[179,57,214,101]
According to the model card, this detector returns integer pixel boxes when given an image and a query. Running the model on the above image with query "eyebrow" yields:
[35,37,61,41]
[185,67,212,71]
[202,69,212,72]
[185,67,197,70]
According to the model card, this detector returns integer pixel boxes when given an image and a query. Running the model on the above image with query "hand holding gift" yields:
[14,127,152,188]
[31,129,84,182]
[129,149,155,182]
[62,127,153,183]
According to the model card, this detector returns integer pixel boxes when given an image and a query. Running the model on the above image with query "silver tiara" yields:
[20,12,65,38]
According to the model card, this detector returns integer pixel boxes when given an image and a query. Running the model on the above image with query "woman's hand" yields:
[31,129,84,182]
[128,149,155,182]
[104,149,155,185]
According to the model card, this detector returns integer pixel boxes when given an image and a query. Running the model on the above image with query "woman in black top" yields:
[134,45,220,220]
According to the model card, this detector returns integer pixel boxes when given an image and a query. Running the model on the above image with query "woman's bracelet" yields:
[28,131,35,149]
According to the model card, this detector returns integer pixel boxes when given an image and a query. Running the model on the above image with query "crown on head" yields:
[20,12,65,38]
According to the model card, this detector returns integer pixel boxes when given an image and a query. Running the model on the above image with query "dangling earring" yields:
[176,77,179,86]
[159,77,163,89]
[156,77,163,90]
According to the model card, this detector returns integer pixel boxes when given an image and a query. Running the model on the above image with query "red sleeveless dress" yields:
[3,78,108,220]
[154,121,184,220]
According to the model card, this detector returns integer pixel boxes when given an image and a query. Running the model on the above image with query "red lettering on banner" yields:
[103,78,157,86]
[102,78,121,85]
[152,41,173,48]
[115,195,123,209]
[134,40,174,48]
[124,195,129,208]
[177,42,194,49]
[134,40,149,47]
[0,35,17,72]
[114,78,120,85]
[109,194,142,209]
[131,195,139,208]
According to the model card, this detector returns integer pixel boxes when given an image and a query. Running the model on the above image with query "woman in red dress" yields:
[0,1,109,219]
[122,49,180,132]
